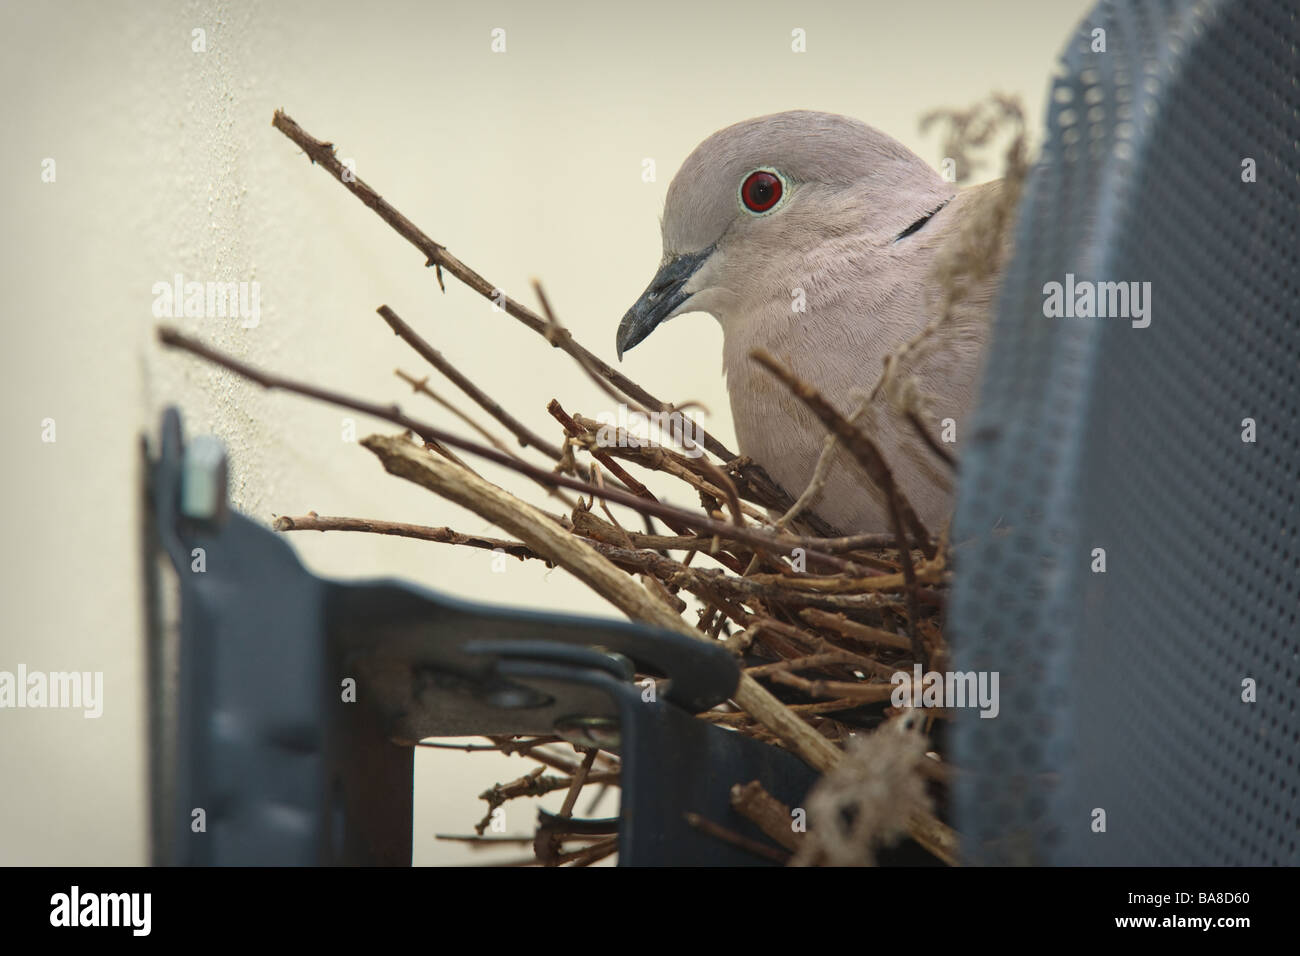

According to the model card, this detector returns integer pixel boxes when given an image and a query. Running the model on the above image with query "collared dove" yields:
[616,110,1006,533]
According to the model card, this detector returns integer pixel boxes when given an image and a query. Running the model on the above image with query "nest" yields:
[158,98,1027,866]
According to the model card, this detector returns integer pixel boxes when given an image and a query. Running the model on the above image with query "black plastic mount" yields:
[143,407,816,865]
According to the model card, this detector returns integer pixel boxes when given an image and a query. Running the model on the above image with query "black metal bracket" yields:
[143,407,816,865]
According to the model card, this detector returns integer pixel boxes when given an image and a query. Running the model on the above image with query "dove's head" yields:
[616,110,954,357]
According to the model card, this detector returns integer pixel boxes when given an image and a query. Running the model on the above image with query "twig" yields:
[567,415,757,528]
[730,781,801,852]
[745,651,883,678]
[578,543,903,613]
[799,609,914,652]
[768,672,898,702]
[772,391,872,532]
[538,747,600,866]
[740,615,900,679]
[744,567,941,593]
[272,512,826,611]
[378,305,579,469]
[750,348,932,661]
[157,326,855,570]
[274,512,535,559]
[701,698,866,724]
[534,279,654,418]
[559,836,620,867]
[394,370,507,451]
[548,399,704,545]
[683,812,791,864]
[475,765,545,834]
[560,750,599,820]
[905,409,958,469]
[509,744,619,777]
[750,348,932,552]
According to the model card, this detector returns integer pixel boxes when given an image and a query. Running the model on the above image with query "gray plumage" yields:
[618,110,1005,533]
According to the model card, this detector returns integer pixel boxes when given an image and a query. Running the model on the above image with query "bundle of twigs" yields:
[157,101,1025,867]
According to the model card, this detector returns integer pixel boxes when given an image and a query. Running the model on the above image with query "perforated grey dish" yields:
[949,0,1298,865]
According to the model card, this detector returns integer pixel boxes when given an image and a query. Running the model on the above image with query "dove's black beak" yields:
[616,248,712,359]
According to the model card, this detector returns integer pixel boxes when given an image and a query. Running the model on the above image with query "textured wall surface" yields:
[0,0,1089,864]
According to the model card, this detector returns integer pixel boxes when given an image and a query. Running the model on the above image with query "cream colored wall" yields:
[0,0,1092,864]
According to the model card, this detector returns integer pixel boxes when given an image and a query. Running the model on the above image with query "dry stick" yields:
[570,510,714,552]
[392,369,582,522]
[271,512,825,611]
[598,554,891,616]
[476,765,545,833]
[730,781,801,852]
[776,394,949,538]
[513,743,620,777]
[491,769,621,804]
[561,836,620,867]
[533,280,644,416]
[702,698,866,724]
[683,813,790,865]
[744,651,883,678]
[532,277,713,455]
[273,513,534,559]
[750,349,930,663]
[811,532,924,552]
[587,544,906,613]
[540,747,600,866]
[356,430,846,777]
[905,410,958,469]
[549,404,642,492]
[397,364,584,508]
[567,418,770,526]
[475,767,622,835]
[526,303,746,534]
[156,326,853,568]
[884,482,926,666]
[768,672,899,703]
[642,573,687,614]
[269,109,838,536]
[830,548,903,573]
[690,454,747,533]
[741,615,900,680]
[548,400,691,536]
[745,567,941,593]
[393,369,507,452]
[276,507,724,568]
[749,349,932,552]
[587,462,638,550]
[559,749,598,818]
[772,391,872,533]
[487,735,564,756]
[550,401,750,577]
[799,608,914,652]
[378,306,581,472]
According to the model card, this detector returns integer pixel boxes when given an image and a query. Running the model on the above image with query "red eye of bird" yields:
[740,170,783,213]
